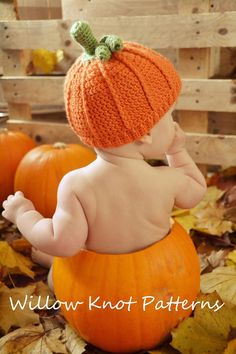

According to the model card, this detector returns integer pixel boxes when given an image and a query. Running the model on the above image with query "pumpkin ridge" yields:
[115,53,156,115]
[96,57,156,137]
[86,253,103,342]
[74,254,96,340]
[115,50,175,122]
[64,61,84,137]
[149,242,174,337]
[96,255,107,341]
[95,60,129,133]
[131,253,143,350]
[122,43,180,105]
[66,263,78,331]
[81,62,100,140]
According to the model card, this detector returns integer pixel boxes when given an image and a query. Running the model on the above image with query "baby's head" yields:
[64,21,181,158]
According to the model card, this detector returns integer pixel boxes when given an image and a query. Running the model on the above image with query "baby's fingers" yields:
[2,210,7,218]
[15,191,24,197]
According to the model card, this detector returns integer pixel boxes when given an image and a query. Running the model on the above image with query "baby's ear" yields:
[137,132,152,145]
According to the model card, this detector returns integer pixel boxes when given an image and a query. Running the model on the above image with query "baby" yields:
[1,20,207,270]
[2,21,207,352]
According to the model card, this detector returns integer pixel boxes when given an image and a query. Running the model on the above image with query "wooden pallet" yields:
[0,0,236,172]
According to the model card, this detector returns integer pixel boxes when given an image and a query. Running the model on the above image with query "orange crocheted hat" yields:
[64,21,182,148]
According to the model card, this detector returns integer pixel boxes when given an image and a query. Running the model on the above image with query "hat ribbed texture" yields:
[64,41,182,148]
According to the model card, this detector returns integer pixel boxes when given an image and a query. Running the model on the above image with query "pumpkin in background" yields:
[53,221,200,353]
[14,142,96,217]
[0,128,36,204]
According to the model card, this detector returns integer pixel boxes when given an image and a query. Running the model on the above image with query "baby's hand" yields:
[2,191,35,225]
[166,122,186,154]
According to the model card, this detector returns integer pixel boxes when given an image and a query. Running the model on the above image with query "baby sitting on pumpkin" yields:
[2,21,207,353]
[2,22,206,353]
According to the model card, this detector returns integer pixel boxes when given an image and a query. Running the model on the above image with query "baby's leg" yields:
[31,247,53,268]
[31,248,54,293]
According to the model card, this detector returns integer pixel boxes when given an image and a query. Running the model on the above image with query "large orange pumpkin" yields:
[53,221,200,353]
[14,142,96,217]
[0,128,36,204]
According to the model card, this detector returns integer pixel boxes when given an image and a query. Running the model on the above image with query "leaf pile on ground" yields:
[0,166,235,353]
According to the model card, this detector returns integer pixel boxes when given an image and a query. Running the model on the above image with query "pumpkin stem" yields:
[70,21,98,56]
[70,21,123,62]
[0,128,8,134]
[53,142,67,149]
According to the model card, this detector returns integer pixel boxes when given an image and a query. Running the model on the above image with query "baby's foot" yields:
[31,247,53,268]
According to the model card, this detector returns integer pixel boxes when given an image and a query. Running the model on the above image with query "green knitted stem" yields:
[95,44,111,61]
[70,21,98,56]
[100,35,123,52]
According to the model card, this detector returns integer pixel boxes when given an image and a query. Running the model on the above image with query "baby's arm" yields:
[2,172,88,257]
[165,122,207,209]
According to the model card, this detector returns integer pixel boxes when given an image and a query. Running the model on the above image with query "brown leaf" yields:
[217,186,236,209]
[223,338,236,354]
[193,202,234,236]
[207,166,236,191]
[10,238,32,254]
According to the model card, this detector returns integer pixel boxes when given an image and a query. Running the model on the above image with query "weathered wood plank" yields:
[3,120,236,167]
[62,0,178,19]
[4,119,82,144]
[186,132,236,167]
[1,77,236,113]
[179,78,236,112]
[178,0,214,176]
[0,76,64,105]
[1,12,236,50]
[16,0,62,20]
[209,0,236,12]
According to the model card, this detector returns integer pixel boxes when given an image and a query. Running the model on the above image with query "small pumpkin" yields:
[14,142,96,217]
[53,221,200,353]
[0,128,36,204]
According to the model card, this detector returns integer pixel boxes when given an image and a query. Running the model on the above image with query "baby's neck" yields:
[95,148,148,169]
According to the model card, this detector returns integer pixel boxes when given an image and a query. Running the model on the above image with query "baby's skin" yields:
[2,104,207,261]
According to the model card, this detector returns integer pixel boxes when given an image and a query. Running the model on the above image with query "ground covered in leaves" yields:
[0,167,236,354]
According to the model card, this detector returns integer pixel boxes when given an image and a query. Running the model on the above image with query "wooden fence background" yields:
[0,0,236,171]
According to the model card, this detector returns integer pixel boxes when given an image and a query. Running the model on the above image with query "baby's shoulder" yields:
[59,167,92,196]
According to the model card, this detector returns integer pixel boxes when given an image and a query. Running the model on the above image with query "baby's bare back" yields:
[73,159,176,254]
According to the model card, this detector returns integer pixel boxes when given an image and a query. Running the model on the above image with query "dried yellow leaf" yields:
[0,284,39,333]
[0,241,34,278]
[201,266,236,305]
[171,293,236,354]
[226,250,236,266]
[32,49,57,74]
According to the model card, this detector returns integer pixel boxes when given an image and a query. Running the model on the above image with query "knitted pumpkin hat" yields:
[64,21,182,148]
